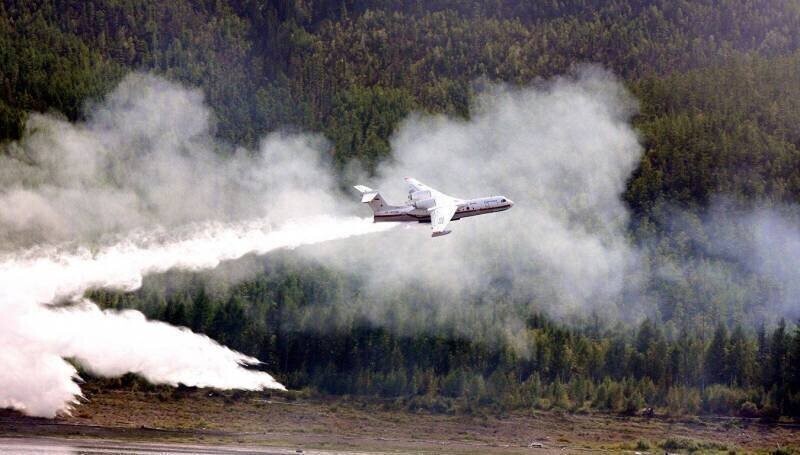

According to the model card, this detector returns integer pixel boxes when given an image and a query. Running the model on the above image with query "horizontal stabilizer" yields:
[354,184,396,213]
[354,185,379,203]
[361,192,379,203]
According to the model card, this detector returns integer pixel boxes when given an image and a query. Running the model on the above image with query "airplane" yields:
[354,177,514,237]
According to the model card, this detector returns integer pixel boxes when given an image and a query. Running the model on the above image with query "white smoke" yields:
[0,74,342,249]
[0,73,393,417]
[0,216,393,417]
[646,202,800,327]
[307,67,645,335]
[10,66,794,417]
[748,209,800,322]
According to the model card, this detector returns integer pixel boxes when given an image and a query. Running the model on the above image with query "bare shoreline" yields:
[2,388,799,454]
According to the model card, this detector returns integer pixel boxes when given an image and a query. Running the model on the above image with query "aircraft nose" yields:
[507,199,514,207]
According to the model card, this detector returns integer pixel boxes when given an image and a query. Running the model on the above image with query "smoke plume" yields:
[0,74,390,417]
[0,74,342,248]
[306,67,645,338]
[646,202,800,327]
[5,67,796,417]
[300,67,800,338]
[0,216,391,417]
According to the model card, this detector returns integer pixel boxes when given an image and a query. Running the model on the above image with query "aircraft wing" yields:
[405,177,460,236]
[405,177,436,195]
[429,201,457,237]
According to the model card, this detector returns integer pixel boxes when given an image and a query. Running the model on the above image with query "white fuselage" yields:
[373,196,513,223]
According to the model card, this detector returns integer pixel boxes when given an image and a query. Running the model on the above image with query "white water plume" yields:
[0,216,393,417]
[0,73,394,417]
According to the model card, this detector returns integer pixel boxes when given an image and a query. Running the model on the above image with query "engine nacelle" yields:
[409,190,432,201]
[414,198,436,210]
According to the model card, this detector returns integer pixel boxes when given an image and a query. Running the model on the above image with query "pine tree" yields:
[704,323,728,385]
[726,325,754,387]
[190,288,211,332]
[787,324,800,393]
[769,319,789,411]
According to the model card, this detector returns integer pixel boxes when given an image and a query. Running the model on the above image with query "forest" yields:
[4,0,800,417]
[88,256,800,418]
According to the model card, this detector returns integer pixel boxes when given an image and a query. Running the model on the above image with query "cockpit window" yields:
[501,198,506,202]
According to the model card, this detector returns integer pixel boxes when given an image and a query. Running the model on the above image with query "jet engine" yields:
[409,190,432,201]
[414,197,436,210]
[409,190,435,209]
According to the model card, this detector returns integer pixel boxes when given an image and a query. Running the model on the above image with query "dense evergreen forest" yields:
[5,0,800,417]
[88,257,800,418]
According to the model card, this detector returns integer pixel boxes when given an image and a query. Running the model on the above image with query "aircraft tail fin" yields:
[354,185,393,213]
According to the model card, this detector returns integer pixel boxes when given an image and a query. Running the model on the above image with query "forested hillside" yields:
[5,0,800,417]
[89,256,800,417]
[3,0,800,180]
